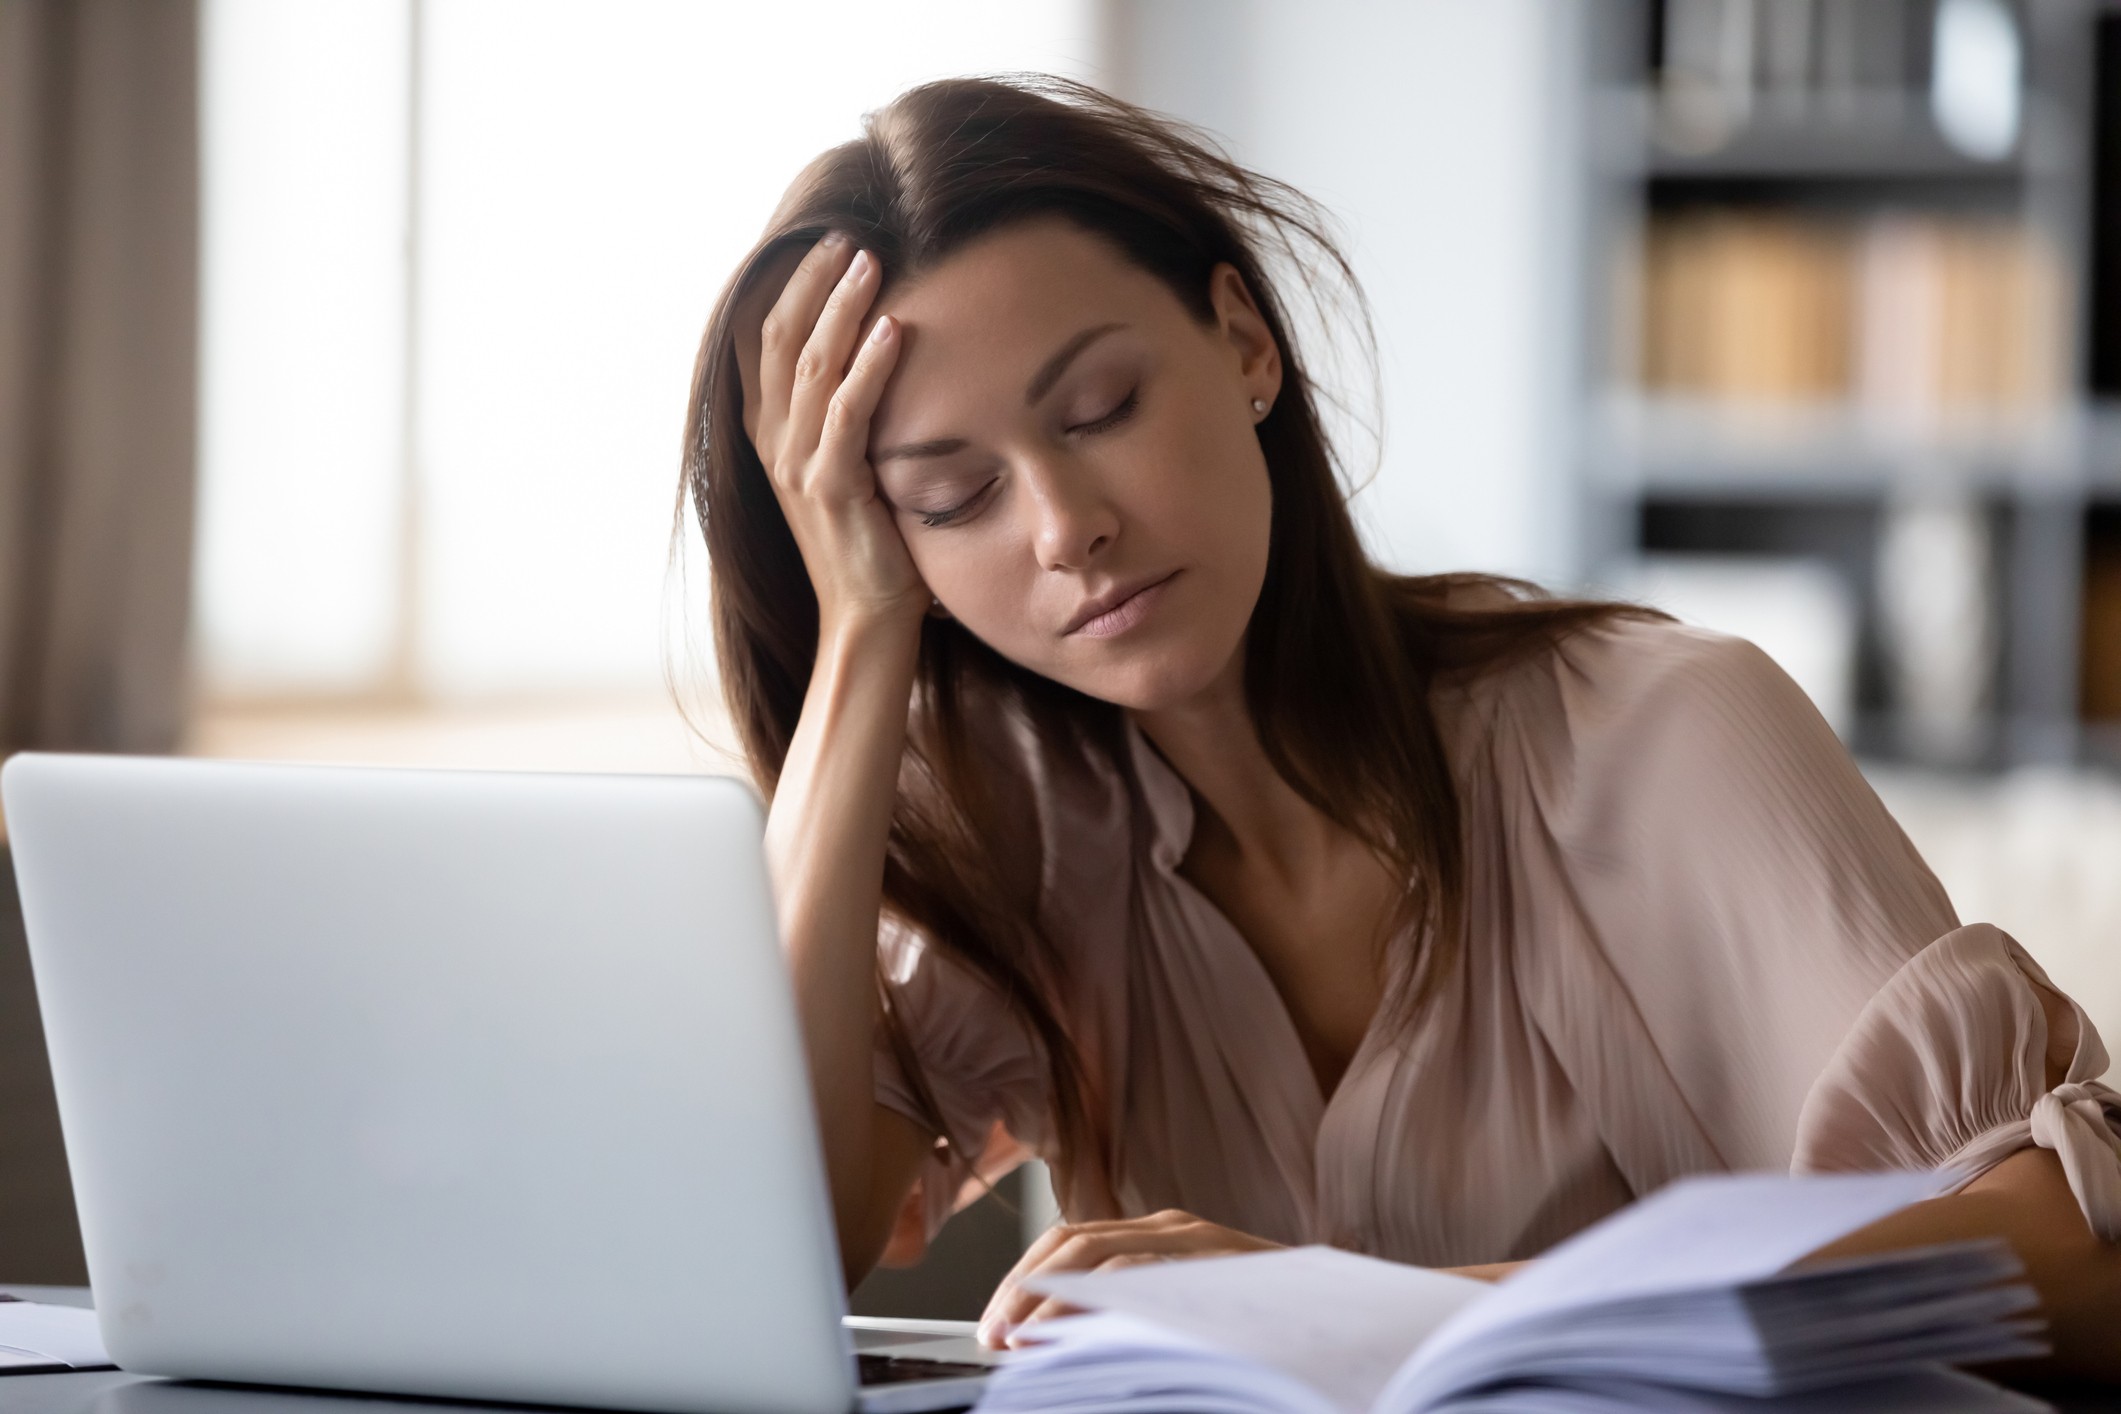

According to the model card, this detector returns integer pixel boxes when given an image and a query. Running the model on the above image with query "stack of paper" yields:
[0,1297,113,1375]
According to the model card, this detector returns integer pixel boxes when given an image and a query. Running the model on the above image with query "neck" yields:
[1131,649,1339,886]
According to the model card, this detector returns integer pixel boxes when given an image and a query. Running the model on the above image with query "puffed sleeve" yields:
[1514,618,2121,1237]
[1793,923,2121,1238]
[872,918,1051,1248]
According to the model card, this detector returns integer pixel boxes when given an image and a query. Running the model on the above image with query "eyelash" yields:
[920,483,993,529]
[916,389,1141,529]
[1072,388,1139,437]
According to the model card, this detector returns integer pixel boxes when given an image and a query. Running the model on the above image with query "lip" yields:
[1064,571,1180,638]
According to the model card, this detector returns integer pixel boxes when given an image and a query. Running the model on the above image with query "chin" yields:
[1047,640,1239,714]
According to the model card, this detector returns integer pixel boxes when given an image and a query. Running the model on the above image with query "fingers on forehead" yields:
[731,239,838,384]
[760,235,854,325]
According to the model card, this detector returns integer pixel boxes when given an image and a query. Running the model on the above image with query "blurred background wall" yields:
[1,0,2117,1316]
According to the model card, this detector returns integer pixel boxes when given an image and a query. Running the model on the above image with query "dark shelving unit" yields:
[1576,0,2121,770]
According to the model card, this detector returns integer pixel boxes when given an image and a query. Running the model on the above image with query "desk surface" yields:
[8,1367,631,1414]
[0,1286,759,1414]
[10,1286,2121,1414]
[4,1282,575,1414]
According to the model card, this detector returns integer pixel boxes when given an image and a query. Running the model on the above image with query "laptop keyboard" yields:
[857,1352,990,1386]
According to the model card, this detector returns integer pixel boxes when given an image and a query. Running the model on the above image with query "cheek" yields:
[905,530,1028,631]
[1134,408,1273,577]
[1226,447,1274,577]
[904,514,1077,685]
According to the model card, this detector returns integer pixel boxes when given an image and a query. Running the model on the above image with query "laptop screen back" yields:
[1,754,854,1414]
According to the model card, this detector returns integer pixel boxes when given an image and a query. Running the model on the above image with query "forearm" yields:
[762,610,924,1271]
[1454,1151,2120,1379]
[1804,1148,2121,1381]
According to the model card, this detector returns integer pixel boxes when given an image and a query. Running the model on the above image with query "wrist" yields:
[817,600,928,661]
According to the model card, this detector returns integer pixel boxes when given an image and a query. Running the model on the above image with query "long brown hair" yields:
[681,75,1642,1213]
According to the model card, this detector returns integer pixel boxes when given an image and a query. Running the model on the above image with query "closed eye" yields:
[918,478,997,529]
[912,389,1135,528]
[1069,389,1138,436]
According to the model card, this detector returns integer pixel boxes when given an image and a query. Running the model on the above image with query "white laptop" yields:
[0,752,997,1414]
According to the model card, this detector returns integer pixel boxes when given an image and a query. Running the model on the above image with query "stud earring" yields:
[1251,398,1268,416]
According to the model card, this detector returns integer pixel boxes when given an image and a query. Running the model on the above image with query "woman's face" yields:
[863,220,1282,712]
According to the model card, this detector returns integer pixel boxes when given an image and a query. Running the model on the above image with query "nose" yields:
[1025,457,1118,572]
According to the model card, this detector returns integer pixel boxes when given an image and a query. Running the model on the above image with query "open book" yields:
[977,1172,2049,1414]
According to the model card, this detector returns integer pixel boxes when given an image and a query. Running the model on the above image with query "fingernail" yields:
[868,316,894,345]
[847,250,873,282]
[820,230,850,249]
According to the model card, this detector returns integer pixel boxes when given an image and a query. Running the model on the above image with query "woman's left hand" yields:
[977,1209,1284,1349]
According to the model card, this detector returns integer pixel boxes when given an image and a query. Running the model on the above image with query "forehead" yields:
[871,221,1185,417]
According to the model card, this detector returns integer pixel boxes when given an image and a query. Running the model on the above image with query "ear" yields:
[730,243,812,445]
[1207,262,1283,418]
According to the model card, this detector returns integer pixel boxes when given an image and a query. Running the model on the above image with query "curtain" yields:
[0,0,199,761]
[0,0,199,1285]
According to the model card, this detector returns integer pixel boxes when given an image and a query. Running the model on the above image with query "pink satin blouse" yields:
[872,617,2121,1263]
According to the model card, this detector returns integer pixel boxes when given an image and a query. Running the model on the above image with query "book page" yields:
[1025,1246,1487,1414]
[1381,1170,1953,1411]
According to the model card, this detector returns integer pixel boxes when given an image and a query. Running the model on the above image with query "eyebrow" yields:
[872,321,1129,466]
[1024,322,1127,405]
[873,435,969,465]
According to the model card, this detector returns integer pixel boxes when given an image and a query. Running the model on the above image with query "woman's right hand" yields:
[739,234,925,635]
[736,235,939,1286]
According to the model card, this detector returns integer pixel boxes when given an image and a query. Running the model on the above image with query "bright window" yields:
[196,0,1101,706]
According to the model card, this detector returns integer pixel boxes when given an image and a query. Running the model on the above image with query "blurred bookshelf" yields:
[1575,0,2121,771]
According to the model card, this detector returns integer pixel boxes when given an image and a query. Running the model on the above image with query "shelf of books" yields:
[1579,0,2121,770]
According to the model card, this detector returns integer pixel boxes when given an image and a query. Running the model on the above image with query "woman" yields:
[682,76,2121,1373]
